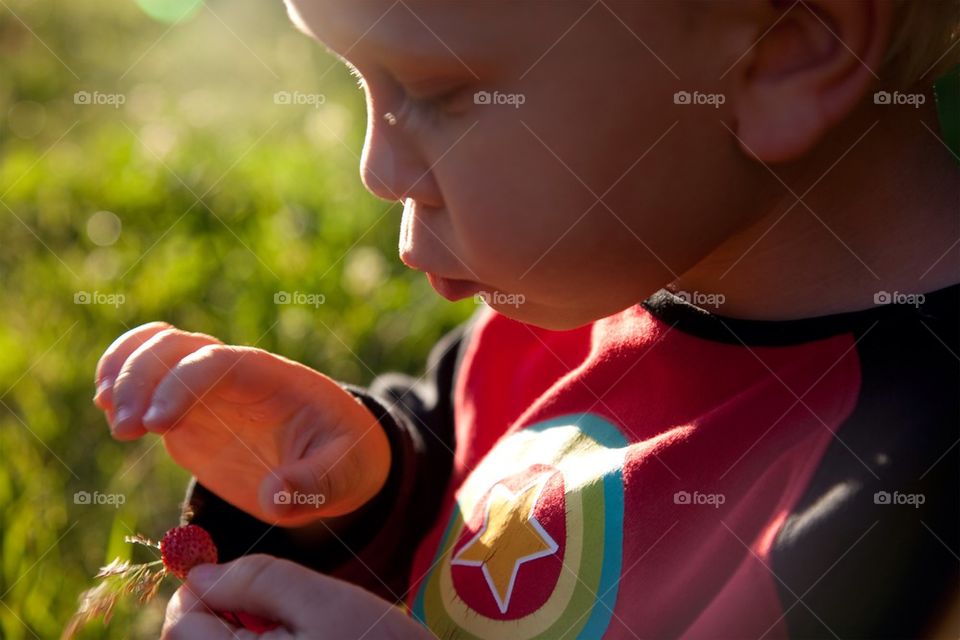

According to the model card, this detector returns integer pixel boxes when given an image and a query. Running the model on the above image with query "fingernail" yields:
[93,377,114,406]
[142,403,162,428]
[113,406,134,428]
[187,563,220,588]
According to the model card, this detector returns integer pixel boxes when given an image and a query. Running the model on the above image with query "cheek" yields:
[436,128,602,286]
[424,54,718,314]
[436,115,648,270]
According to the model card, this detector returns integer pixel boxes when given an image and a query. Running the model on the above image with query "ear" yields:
[732,0,894,163]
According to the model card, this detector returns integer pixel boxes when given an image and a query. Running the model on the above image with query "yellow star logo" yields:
[451,474,559,614]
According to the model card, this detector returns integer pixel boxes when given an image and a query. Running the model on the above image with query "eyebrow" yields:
[342,36,479,78]
[302,4,492,79]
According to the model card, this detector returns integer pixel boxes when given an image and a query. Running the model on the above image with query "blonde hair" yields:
[883,0,960,85]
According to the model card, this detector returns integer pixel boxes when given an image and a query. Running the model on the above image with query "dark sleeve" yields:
[180,316,475,602]
[771,287,960,639]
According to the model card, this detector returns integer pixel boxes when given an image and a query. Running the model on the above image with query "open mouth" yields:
[426,273,485,302]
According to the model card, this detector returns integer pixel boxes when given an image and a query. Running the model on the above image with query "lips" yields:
[426,273,485,302]
[398,204,485,302]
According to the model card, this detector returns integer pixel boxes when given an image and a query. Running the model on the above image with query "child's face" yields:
[286,1,770,329]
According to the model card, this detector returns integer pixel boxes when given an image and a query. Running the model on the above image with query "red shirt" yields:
[188,286,959,638]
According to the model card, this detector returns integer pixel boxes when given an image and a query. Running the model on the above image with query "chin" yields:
[487,301,597,332]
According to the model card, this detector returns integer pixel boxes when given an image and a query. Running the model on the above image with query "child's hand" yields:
[162,555,433,639]
[93,322,391,525]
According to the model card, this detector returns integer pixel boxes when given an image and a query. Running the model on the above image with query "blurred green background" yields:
[0,1,472,637]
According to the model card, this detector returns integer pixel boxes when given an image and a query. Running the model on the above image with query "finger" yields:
[187,557,426,639]
[94,322,173,411]
[260,400,389,523]
[111,329,222,439]
[185,556,319,629]
[162,611,253,640]
[259,439,352,523]
[163,585,266,640]
[144,345,270,433]
[162,584,212,634]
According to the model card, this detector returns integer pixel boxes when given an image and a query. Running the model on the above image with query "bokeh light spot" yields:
[134,0,203,24]
[86,211,123,247]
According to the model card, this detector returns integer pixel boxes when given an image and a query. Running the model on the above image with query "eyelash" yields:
[387,86,466,130]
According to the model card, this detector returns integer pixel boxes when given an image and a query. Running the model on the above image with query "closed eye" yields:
[409,84,471,114]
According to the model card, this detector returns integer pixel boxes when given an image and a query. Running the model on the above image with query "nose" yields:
[359,111,442,206]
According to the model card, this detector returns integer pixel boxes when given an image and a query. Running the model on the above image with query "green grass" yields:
[0,2,473,637]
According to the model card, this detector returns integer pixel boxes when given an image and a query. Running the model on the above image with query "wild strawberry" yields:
[66,524,280,638]
[160,525,218,580]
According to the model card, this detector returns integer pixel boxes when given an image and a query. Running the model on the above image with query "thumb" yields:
[161,585,241,640]
[186,555,314,630]
[258,444,374,522]
[257,454,336,524]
